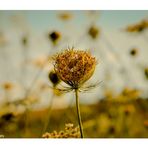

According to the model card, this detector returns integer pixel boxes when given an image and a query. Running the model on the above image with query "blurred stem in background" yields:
[23,44,55,101]
[40,93,55,137]
[20,35,29,90]
[23,52,52,137]
[2,82,13,104]
[0,32,14,104]
[23,30,71,136]
[87,10,134,85]
[101,31,134,85]
[39,71,60,136]
[23,29,65,101]
[0,32,9,80]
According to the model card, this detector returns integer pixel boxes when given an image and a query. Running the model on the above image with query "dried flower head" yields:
[126,24,144,33]
[48,71,60,87]
[48,31,61,45]
[58,12,73,21]
[88,25,100,39]
[42,123,80,138]
[130,48,138,56]
[53,48,97,90]
[2,82,14,90]
[125,19,148,33]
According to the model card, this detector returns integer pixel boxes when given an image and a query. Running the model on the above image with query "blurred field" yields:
[0,88,148,138]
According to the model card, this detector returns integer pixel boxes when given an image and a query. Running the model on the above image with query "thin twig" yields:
[40,92,55,137]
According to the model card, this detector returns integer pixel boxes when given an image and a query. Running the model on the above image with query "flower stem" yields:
[75,89,84,138]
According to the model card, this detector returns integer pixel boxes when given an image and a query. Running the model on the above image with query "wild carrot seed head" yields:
[53,49,97,89]
[42,123,80,138]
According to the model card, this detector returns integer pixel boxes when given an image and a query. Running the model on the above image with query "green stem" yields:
[75,89,84,138]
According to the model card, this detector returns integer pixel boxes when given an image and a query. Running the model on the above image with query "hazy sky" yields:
[0,10,148,31]
[0,11,148,106]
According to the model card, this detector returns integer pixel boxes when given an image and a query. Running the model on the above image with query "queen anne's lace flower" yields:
[42,123,80,138]
[53,48,96,89]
